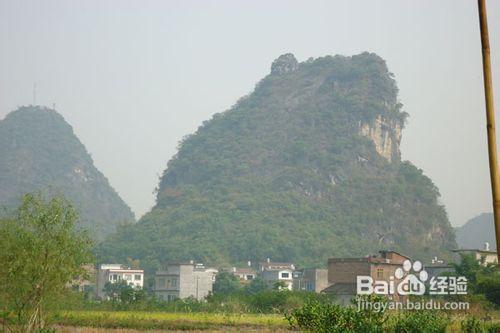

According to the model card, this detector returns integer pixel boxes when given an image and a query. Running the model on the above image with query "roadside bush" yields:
[461,316,485,333]
[392,310,449,333]
[461,316,500,333]
[285,297,386,333]
[485,322,500,333]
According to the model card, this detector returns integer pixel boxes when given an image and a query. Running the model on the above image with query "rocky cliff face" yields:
[100,52,456,270]
[271,53,299,75]
[359,115,402,162]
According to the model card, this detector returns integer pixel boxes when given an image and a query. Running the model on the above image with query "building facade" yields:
[259,259,295,290]
[230,267,256,283]
[453,244,498,266]
[154,263,217,301]
[323,251,409,304]
[292,268,328,293]
[96,264,144,299]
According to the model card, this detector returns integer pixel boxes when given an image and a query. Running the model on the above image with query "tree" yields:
[103,280,145,304]
[213,271,241,294]
[273,281,288,290]
[452,253,482,285]
[476,269,500,306]
[244,277,269,295]
[452,253,500,306]
[0,193,93,332]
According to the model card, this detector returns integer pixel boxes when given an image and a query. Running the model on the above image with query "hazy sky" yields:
[1,0,499,227]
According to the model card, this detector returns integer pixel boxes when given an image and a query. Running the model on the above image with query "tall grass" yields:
[48,311,287,331]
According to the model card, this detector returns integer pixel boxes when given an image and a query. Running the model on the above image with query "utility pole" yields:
[478,0,500,260]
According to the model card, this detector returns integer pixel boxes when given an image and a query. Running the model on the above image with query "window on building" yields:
[281,272,290,279]
[376,268,384,279]
[134,274,142,281]
[158,277,166,288]
[124,274,131,280]
[247,275,254,280]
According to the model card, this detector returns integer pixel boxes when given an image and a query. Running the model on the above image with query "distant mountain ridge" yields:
[0,106,135,238]
[100,52,456,270]
[456,213,496,250]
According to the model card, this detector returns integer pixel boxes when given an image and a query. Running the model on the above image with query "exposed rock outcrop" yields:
[359,115,402,162]
[271,53,299,75]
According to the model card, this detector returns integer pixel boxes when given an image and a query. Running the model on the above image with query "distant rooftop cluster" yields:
[74,244,498,303]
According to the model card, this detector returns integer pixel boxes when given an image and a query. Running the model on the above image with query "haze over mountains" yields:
[456,213,497,251]
[0,106,135,238]
[99,53,457,270]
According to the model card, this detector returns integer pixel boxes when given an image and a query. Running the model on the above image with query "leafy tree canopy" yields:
[0,193,93,332]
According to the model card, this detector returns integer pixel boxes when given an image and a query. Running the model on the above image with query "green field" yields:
[49,311,288,332]
[48,309,500,332]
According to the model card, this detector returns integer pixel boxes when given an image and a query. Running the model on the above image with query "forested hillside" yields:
[0,106,135,238]
[100,53,456,270]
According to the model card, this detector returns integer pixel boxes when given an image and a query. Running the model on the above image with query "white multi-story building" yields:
[259,259,295,290]
[96,264,144,299]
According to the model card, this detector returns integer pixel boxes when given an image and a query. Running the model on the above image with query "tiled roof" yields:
[321,283,357,295]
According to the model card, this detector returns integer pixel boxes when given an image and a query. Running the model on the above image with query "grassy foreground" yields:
[49,311,288,331]
[44,309,500,332]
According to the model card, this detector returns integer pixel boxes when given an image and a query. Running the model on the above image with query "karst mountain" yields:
[100,53,456,269]
[0,106,135,238]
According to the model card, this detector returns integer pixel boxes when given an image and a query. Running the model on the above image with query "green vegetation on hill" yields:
[100,52,456,270]
[0,106,135,238]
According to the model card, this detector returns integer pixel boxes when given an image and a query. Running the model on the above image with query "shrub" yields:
[392,310,449,333]
[285,297,386,333]
[461,316,485,333]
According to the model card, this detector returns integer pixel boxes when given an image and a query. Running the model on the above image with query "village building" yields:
[229,267,257,283]
[292,268,329,293]
[453,243,498,266]
[322,250,409,305]
[424,257,454,281]
[259,259,295,290]
[96,264,144,299]
[154,262,217,301]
